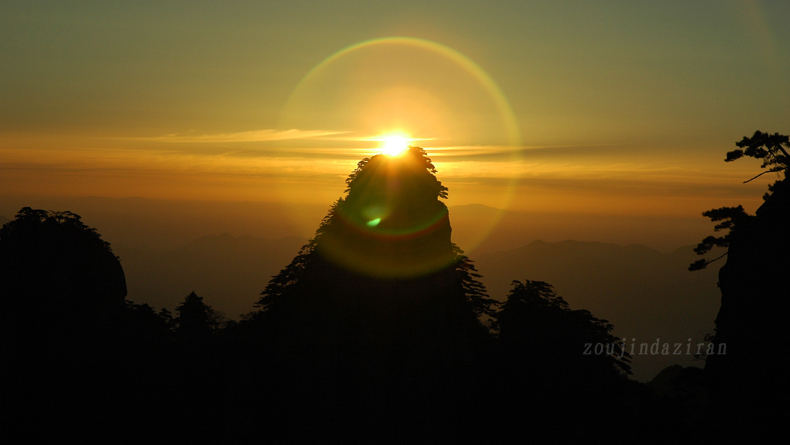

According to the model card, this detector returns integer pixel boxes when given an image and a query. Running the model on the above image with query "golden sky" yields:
[2,1,789,224]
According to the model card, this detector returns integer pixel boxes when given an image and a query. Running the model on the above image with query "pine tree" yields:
[690,131,788,270]
[174,291,222,340]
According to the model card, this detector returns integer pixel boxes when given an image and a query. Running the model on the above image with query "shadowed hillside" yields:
[475,240,721,381]
[239,147,495,442]
[0,208,130,439]
[705,179,790,436]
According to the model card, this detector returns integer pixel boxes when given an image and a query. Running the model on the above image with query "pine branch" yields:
[743,167,784,184]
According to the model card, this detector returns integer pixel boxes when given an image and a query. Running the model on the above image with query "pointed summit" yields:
[316,146,454,278]
[258,146,493,318]
[252,147,494,440]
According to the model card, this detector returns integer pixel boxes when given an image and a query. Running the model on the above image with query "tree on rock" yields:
[492,279,630,378]
[249,147,494,442]
[174,291,223,340]
[690,131,788,271]
[0,207,126,328]
[0,207,128,438]
[490,279,635,441]
[727,130,788,193]
[691,131,790,440]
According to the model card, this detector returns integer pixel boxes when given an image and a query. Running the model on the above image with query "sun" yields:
[381,135,410,156]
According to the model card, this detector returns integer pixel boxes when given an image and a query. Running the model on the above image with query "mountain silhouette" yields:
[313,148,454,277]
[246,147,495,441]
[0,207,126,323]
[0,207,128,439]
[705,177,790,439]
[0,156,707,441]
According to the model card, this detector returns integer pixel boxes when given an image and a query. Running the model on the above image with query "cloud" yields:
[423,143,629,159]
[321,135,438,143]
[122,129,350,143]
[113,129,448,146]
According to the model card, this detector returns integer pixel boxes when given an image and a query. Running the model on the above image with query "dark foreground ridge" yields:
[1,141,786,442]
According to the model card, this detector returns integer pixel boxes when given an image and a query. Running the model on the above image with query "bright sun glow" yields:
[382,135,410,156]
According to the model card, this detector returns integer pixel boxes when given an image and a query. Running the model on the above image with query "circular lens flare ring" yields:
[282,36,522,148]
[278,36,524,259]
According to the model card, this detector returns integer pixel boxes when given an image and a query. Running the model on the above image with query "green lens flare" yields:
[366,218,381,227]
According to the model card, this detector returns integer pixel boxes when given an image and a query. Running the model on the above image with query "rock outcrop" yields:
[250,148,492,441]
[0,207,127,328]
[0,207,128,440]
[705,178,790,436]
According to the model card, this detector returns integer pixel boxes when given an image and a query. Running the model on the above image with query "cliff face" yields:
[706,178,790,433]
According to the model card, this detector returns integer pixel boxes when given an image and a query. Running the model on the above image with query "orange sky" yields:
[2,1,789,246]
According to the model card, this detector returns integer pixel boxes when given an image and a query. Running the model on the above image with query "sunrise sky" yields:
[2,1,789,248]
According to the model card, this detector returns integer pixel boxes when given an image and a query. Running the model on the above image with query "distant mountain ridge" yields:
[1,196,712,255]
[448,203,715,254]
